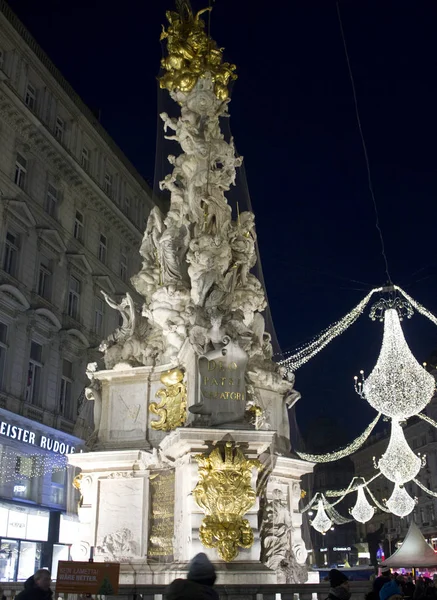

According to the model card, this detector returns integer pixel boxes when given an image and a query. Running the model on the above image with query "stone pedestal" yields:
[69,425,313,585]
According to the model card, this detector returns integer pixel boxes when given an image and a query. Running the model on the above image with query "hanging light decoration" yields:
[311,498,332,534]
[386,484,416,518]
[296,413,381,463]
[279,288,381,371]
[377,419,422,484]
[358,308,435,419]
[351,485,375,523]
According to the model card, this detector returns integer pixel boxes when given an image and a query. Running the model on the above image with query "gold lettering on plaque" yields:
[147,470,175,560]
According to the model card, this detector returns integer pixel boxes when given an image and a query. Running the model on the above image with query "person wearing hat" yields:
[379,580,403,600]
[326,569,351,600]
[166,552,218,600]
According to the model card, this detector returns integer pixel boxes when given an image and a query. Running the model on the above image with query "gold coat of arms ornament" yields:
[149,368,187,431]
[193,442,262,561]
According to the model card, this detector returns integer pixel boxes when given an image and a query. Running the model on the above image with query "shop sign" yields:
[0,420,76,455]
[55,561,120,594]
[0,505,49,540]
[333,546,351,551]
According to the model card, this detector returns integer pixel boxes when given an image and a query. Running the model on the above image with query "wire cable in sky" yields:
[336,2,393,286]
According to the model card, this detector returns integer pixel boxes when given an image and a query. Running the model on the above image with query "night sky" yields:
[7,0,437,446]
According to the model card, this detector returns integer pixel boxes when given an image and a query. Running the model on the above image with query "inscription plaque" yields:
[147,469,175,561]
[192,339,248,425]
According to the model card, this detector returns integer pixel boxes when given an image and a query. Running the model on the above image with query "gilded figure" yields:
[159,5,237,100]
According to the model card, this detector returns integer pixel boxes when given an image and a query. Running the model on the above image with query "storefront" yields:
[0,408,83,581]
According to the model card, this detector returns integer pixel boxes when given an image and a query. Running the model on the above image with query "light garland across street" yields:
[325,472,382,497]
[413,478,437,498]
[296,413,381,463]
[279,288,382,371]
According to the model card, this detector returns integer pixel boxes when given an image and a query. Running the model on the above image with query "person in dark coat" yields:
[166,553,218,600]
[325,569,351,600]
[15,570,52,600]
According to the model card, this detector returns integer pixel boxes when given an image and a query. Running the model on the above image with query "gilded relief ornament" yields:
[193,442,262,561]
[149,368,187,431]
[159,4,237,100]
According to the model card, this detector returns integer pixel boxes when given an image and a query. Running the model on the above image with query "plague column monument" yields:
[69,1,313,585]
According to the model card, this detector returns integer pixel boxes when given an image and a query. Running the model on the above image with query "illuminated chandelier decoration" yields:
[355,306,435,419]
[386,484,416,518]
[351,485,374,524]
[376,419,423,484]
[311,498,332,534]
[292,286,437,526]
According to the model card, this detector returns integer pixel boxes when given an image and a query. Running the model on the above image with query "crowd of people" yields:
[7,560,437,600]
[326,567,437,600]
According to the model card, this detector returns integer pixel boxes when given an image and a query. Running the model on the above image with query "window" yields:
[120,248,127,282]
[3,231,19,276]
[67,276,80,320]
[421,434,427,447]
[50,469,65,505]
[99,234,107,264]
[124,196,131,218]
[0,323,7,390]
[81,146,90,171]
[73,210,84,241]
[104,172,113,196]
[14,456,37,501]
[37,256,52,300]
[94,296,104,336]
[14,153,27,188]
[55,116,64,142]
[45,183,58,217]
[25,83,36,110]
[59,359,73,420]
[26,341,43,406]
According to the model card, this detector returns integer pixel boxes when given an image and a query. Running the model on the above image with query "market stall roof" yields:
[381,521,437,568]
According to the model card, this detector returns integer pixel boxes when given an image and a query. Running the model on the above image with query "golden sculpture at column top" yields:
[193,442,262,562]
[159,2,237,100]
[149,367,187,431]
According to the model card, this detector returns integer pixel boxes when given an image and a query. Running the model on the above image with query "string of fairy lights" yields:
[0,449,67,484]
[289,285,437,533]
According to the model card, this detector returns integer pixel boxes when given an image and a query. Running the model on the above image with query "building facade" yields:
[0,0,156,579]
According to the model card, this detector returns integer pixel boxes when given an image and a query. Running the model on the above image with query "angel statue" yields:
[101,291,136,343]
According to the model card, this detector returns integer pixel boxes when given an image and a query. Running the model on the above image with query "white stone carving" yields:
[260,488,308,583]
[95,73,294,411]
[96,528,139,561]
[96,477,145,560]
